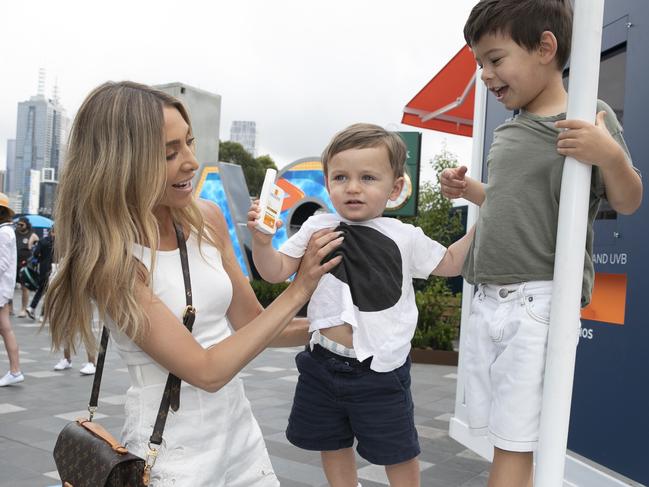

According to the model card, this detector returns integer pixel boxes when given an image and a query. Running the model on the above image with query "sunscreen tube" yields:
[256,169,285,235]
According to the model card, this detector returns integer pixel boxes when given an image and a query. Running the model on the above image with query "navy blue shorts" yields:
[286,345,420,465]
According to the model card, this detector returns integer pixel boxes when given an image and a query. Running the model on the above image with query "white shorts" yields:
[463,280,577,452]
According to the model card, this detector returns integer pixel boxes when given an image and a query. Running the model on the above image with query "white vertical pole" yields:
[451,75,494,459]
[535,1,605,486]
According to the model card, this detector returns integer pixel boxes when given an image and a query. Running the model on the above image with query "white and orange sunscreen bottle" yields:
[255,169,285,235]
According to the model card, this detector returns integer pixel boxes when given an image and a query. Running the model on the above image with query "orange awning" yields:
[402,45,476,137]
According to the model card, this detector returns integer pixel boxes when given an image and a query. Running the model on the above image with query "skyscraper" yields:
[11,74,69,213]
[5,139,15,193]
[230,121,257,156]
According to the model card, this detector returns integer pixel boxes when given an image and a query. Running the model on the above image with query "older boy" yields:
[441,1,642,486]
[249,123,475,487]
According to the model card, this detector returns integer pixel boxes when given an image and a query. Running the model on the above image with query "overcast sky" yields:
[0,0,476,184]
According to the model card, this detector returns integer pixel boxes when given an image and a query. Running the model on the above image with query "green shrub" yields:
[250,280,289,307]
[414,277,460,351]
[429,321,458,351]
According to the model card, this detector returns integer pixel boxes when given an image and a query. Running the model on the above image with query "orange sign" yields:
[581,273,627,325]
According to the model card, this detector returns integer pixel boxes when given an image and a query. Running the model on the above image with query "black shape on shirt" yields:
[322,222,402,312]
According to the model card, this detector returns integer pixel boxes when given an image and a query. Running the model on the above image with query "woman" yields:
[0,193,24,387]
[45,81,343,486]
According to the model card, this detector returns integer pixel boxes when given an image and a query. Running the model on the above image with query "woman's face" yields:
[159,107,199,210]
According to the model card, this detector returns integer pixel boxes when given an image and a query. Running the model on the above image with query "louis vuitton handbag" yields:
[53,222,196,487]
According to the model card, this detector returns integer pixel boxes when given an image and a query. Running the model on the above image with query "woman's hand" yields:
[290,227,343,301]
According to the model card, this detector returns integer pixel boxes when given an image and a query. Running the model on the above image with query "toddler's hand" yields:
[555,111,625,169]
[440,166,468,199]
[247,200,282,246]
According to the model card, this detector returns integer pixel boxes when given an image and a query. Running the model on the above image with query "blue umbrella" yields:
[14,214,54,229]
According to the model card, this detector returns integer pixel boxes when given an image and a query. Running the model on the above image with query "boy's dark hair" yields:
[321,123,407,178]
[464,0,573,69]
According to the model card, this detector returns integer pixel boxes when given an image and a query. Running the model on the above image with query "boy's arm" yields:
[556,111,642,215]
[439,166,486,206]
[430,225,476,277]
[247,201,301,282]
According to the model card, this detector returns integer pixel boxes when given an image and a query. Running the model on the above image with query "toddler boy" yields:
[249,123,475,487]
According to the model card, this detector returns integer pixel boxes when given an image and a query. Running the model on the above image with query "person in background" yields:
[14,216,38,317]
[0,193,24,387]
[53,347,97,375]
[45,230,97,375]
[26,226,54,320]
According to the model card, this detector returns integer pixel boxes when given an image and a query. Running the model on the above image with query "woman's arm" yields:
[211,199,310,346]
[132,200,341,393]
[268,317,310,347]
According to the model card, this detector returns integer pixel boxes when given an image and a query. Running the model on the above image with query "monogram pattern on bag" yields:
[54,422,146,487]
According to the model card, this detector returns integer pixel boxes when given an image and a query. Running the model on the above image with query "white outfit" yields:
[0,223,17,307]
[280,213,446,372]
[463,280,579,452]
[106,233,278,487]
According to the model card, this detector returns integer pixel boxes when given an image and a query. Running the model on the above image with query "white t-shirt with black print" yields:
[279,213,446,372]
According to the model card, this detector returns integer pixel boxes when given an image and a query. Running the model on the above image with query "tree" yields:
[255,155,277,172]
[399,146,464,248]
[219,141,277,196]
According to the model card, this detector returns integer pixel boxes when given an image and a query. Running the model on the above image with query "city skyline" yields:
[0,0,476,185]
[5,76,69,214]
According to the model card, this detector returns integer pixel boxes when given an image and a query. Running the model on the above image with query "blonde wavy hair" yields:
[45,81,219,354]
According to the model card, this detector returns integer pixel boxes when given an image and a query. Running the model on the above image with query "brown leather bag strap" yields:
[149,221,196,446]
[88,325,110,417]
[87,222,195,452]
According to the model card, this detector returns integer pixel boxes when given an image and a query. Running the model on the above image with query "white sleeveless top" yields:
[106,232,278,487]
[108,232,234,366]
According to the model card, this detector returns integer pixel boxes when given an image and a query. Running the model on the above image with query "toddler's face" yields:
[326,146,403,222]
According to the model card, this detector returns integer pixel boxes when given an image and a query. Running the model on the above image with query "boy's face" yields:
[326,146,404,222]
[473,32,551,112]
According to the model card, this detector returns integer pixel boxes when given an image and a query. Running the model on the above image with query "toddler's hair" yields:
[322,123,406,178]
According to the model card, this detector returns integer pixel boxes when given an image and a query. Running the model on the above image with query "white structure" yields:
[536,1,604,484]
[28,169,41,215]
[5,139,15,193]
[155,83,221,182]
[230,120,257,156]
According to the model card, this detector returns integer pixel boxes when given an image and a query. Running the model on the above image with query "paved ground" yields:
[0,291,490,487]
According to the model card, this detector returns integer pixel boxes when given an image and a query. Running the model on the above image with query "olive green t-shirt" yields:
[462,100,635,306]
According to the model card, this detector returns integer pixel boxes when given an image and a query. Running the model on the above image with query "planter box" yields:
[410,347,458,366]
